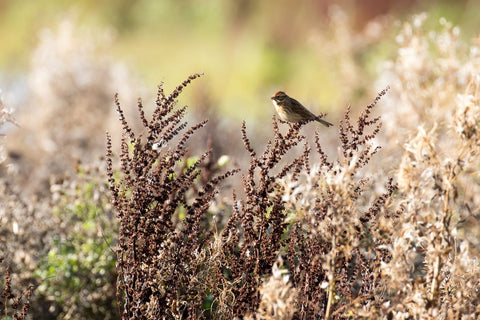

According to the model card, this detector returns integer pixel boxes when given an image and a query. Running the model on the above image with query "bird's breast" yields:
[272,101,288,120]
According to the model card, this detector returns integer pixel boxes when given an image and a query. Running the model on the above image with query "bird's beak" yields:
[270,96,274,100]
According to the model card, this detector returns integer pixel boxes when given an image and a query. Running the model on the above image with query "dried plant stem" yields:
[430,255,441,302]
[430,186,452,303]
[325,235,336,320]
[325,278,335,320]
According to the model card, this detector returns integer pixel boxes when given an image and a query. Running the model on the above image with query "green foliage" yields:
[34,170,117,320]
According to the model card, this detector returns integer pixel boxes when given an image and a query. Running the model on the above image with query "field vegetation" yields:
[1,2,480,319]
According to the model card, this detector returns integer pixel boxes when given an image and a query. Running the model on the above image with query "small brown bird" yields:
[271,91,333,127]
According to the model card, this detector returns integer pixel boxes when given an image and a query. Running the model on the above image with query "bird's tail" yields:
[315,117,333,127]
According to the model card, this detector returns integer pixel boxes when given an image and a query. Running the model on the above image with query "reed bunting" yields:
[271,91,333,127]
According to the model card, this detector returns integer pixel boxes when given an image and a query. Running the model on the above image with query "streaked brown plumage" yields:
[271,91,333,127]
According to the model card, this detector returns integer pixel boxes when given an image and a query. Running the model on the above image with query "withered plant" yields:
[280,87,397,319]
[1,267,32,320]
[0,93,31,320]
[219,117,313,316]
[106,73,238,319]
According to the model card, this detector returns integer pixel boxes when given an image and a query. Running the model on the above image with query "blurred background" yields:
[2,0,480,119]
[1,0,480,319]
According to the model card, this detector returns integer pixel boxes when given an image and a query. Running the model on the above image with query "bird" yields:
[271,91,333,127]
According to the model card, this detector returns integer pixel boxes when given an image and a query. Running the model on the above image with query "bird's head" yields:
[271,91,288,103]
